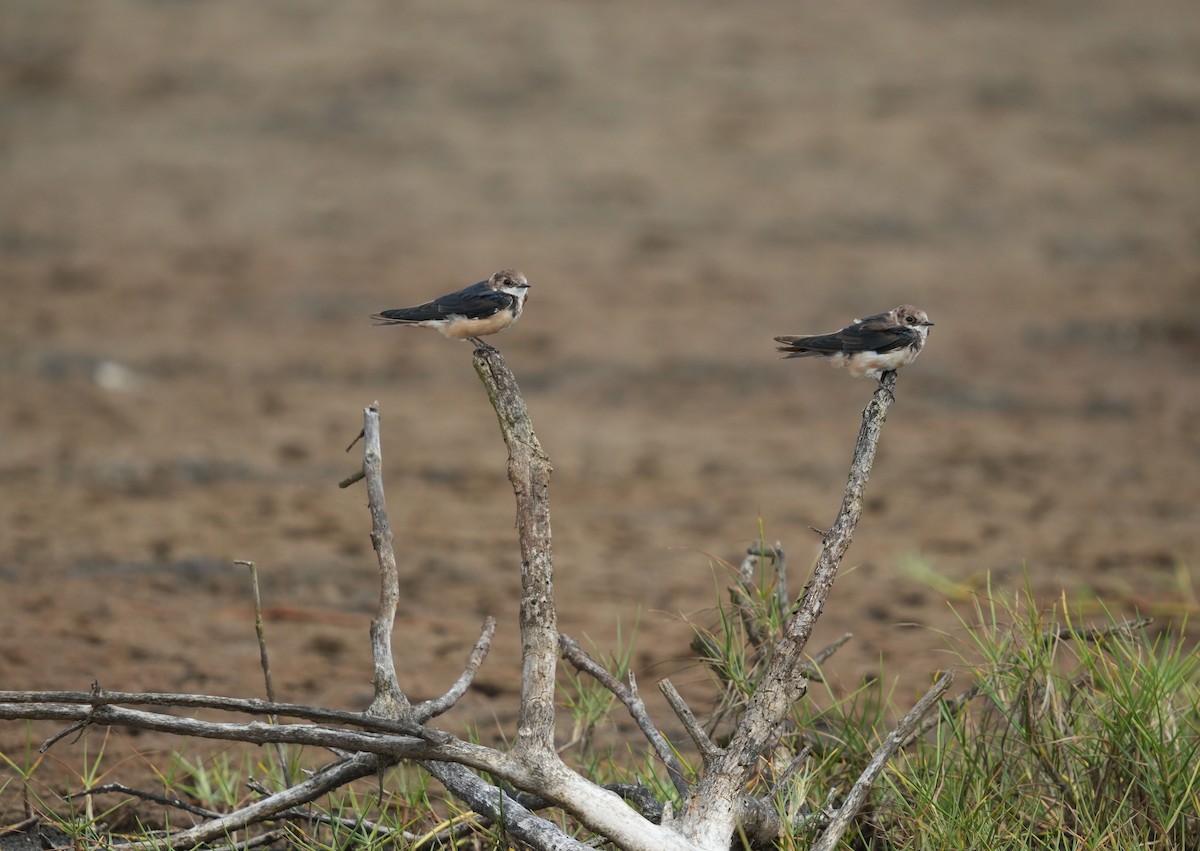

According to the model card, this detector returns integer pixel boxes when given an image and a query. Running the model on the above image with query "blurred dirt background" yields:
[2,0,1199,808]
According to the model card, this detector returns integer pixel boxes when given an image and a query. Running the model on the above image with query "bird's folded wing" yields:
[841,319,918,353]
[776,320,917,354]
[376,283,510,322]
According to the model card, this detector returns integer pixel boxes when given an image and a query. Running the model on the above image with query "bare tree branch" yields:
[473,345,558,757]
[767,746,812,795]
[468,348,704,851]
[86,774,420,845]
[732,543,774,652]
[414,616,496,722]
[235,559,291,786]
[659,679,721,766]
[0,689,431,738]
[812,670,954,851]
[244,777,422,844]
[360,403,411,719]
[805,632,855,684]
[420,761,595,851]
[72,783,223,820]
[677,370,900,849]
[559,633,690,798]
[4,702,431,756]
[105,752,393,851]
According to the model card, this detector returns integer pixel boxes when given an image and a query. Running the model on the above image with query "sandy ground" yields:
[2,0,1199,813]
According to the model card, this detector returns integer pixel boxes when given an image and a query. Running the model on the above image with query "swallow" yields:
[774,305,934,382]
[372,269,530,348]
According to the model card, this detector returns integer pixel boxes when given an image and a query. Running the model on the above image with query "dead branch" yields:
[767,746,812,795]
[559,633,691,797]
[0,701,435,756]
[361,403,410,719]
[72,783,223,820]
[472,344,558,757]
[105,752,393,851]
[468,345,699,850]
[675,370,900,849]
[733,544,770,651]
[659,679,721,766]
[243,777,421,844]
[414,616,497,721]
[0,689,428,738]
[419,761,595,851]
[235,559,291,786]
[812,670,954,851]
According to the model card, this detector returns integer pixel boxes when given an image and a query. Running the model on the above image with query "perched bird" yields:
[372,269,531,347]
[774,305,933,382]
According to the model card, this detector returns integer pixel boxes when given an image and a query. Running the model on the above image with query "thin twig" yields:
[16,703,438,755]
[812,670,954,851]
[791,789,839,833]
[732,544,772,652]
[235,559,292,787]
[186,830,289,851]
[772,540,788,614]
[72,783,223,819]
[805,632,854,682]
[414,616,497,722]
[559,633,690,797]
[0,817,45,839]
[237,561,277,705]
[106,752,394,851]
[38,717,88,753]
[767,746,812,795]
[660,679,721,765]
[244,778,422,843]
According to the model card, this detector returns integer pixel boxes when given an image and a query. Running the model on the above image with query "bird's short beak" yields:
[924,321,935,326]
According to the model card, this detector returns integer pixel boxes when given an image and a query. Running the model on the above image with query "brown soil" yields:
[2,0,1198,816]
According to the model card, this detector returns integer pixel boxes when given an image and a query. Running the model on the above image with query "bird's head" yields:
[489,269,531,302]
[893,305,934,337]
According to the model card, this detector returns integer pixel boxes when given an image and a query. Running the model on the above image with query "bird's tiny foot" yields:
[875,373,896,402]
[470,337,499,353]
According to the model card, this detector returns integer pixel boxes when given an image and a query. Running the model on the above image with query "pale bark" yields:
[473,346,558,757]
[676,371,902,849]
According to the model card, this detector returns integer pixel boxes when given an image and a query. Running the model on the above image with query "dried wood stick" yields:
[472,345,558,756]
